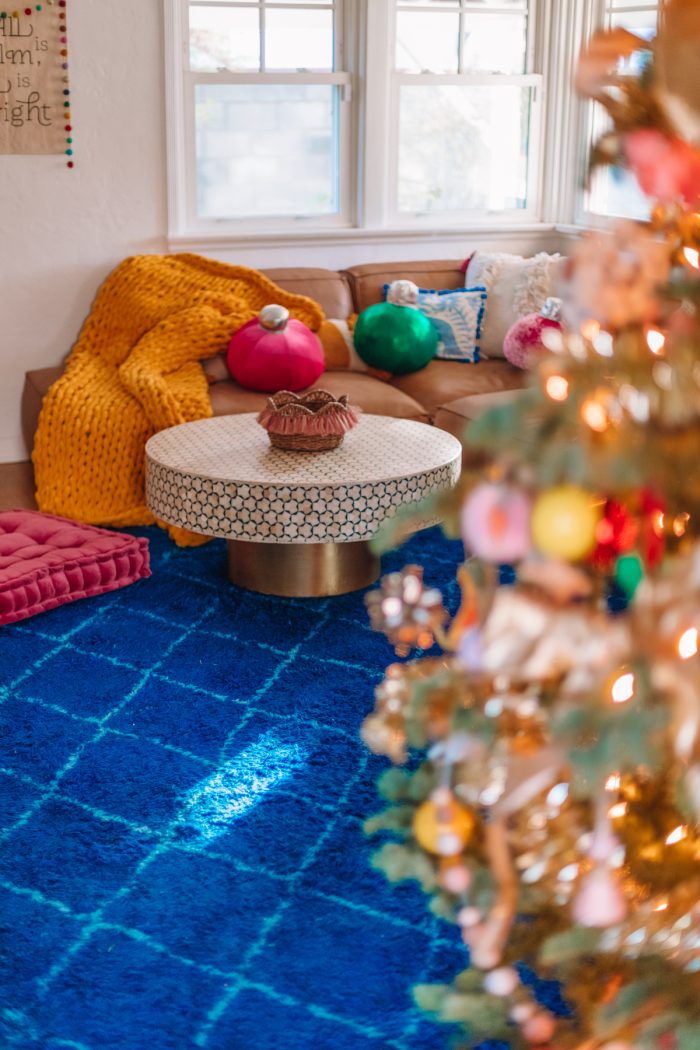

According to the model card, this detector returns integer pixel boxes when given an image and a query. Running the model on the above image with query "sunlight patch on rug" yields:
[177,731,307,843]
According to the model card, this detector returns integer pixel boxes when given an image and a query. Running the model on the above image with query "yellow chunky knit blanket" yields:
[33,254,325,544]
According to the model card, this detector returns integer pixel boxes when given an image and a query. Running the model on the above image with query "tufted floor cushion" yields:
[0,510,150,626]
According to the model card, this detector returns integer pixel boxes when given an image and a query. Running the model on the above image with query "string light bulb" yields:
[678,627,698,660]
[683,246,700,269]
[646,329,666,355]
[611,672,635,704]
[581,399,609,432]
[545,375,569,401]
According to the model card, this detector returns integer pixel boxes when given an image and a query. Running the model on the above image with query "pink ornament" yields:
[227,304,324,393]
[461,483,532,564]
[522,1013,556,1044]
[572,866,628,928]
[504,300,563,370]
[456,906,481,928]
[440,864,472,894]
[590,810,621,864]
[624,128,700,208]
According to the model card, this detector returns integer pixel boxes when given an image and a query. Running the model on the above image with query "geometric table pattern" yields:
[145,414,462,545]
[0,524,482,1050]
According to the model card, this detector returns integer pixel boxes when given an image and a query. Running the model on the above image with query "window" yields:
[581,0,660,221]
[166,0,543,239]
[390,1,542,223]
[175,0,352,231]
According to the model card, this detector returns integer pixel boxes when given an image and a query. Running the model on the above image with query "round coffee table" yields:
[145,414,461,597]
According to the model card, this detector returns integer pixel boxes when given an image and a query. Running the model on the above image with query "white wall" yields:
[1,0,168,463]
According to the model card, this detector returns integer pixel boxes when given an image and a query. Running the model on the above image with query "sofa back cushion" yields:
[343,261,465,314]
[261,267,353,320]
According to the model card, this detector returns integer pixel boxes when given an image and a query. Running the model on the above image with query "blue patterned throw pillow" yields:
[383,284,487,363]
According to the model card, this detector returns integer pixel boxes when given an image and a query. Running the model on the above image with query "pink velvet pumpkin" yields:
[227,304,325,393]
[503,298,563,369]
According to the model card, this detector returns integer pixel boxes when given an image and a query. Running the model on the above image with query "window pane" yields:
[462,13,527,73]
[610,9,658,36]
[398,84,532,213]
[189,6,260,72]
[195,84,339,219]
[585,107,651,219]
[265,7,334,70]
[395,11,459,73]
[588,166,651,220]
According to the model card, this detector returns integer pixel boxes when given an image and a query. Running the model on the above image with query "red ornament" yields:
[226,304,324,394]
[590,499,638,571]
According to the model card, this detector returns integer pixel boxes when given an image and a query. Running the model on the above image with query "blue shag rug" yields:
[0,525,561,1050]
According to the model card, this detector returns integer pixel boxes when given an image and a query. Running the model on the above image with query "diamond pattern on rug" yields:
[0,525,486,1050]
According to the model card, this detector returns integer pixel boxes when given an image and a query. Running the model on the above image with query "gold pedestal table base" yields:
[227,538,379,597]
[145,414,461,598]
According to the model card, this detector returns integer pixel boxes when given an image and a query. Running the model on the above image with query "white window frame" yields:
[576,0,661,226]
[164,0,562,246]
[166,0,356,239]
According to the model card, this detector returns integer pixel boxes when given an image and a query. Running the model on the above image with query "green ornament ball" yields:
[354,302,438,375]
[615,552,644,599]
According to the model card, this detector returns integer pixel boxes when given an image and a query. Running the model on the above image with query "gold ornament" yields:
[413,796,476,856]
[531,485,602,561]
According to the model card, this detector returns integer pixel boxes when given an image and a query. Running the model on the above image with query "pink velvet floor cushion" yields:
[0,510,150,626]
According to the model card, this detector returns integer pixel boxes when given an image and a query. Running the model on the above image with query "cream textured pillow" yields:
[466,251,563,358]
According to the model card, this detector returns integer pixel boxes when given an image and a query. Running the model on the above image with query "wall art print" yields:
[0,0,72,163]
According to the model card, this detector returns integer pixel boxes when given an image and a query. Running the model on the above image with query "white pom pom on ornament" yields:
[440,863,472,894]
[510,1003,536,1024]
[461,482,533,564]
[483,966,520,997]
[457,906,482,928]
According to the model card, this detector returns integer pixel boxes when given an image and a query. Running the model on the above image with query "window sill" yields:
[168,221,558,254]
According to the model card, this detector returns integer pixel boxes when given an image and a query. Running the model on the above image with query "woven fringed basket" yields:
[257,390,360,452]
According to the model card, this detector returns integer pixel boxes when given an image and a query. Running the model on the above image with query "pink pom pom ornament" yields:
[227,304,325,393]
[503,297,563,370]
[461,482,533,564]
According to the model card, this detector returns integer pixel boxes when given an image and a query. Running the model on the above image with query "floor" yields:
[0,461,36,511]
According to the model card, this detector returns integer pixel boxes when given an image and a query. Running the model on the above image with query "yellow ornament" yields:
[531,485,601,561]
[413,796,476,856]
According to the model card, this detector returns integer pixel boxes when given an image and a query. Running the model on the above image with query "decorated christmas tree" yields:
[362,4,700,1048]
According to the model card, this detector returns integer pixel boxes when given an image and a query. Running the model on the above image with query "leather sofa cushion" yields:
[22,366,65,456]
[434,389,524,466]
[343,260,465,313]
[262,267,353,320]
[209,370,429,422]
[390,359,524,419]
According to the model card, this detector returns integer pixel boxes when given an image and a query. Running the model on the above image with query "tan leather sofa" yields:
[21,259,525,457]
